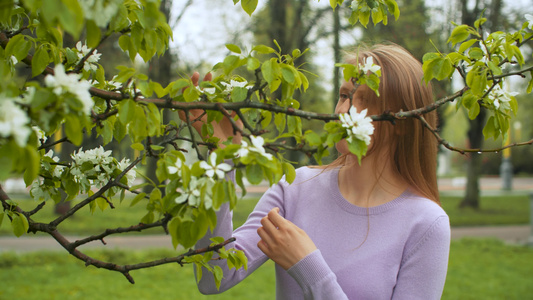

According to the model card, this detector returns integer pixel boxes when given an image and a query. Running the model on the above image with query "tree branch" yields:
[416,114,533,154]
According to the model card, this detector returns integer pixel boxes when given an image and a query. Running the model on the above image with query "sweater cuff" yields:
[287,249,337,293]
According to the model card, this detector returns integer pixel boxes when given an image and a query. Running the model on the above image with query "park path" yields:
[1,176,532,252]
[0,225,530,253]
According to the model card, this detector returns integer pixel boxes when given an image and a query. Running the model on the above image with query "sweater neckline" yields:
[328,167,410,215]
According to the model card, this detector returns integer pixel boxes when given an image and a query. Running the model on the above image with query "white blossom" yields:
[488,84,518,111]
[117,158,137,187]
[526,14,533,30]
[71,146,113,166]
[43,150,65,178]
[44,64,94,115]
[30,178,54,202]
[107,76,122,90]
[70,146,114,188]
[175,177,202,205]
[200,152,232,179]
[32,126,45,146]
[198,79,251,99]
[359,57,381,75]
[76,41,101,71]
[220,79,250,93]
[340,107,374,146]
[167,159,183,175]
[0,97,31,147]
[236,135,273,160]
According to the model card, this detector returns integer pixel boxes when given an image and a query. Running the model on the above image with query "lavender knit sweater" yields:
[196,167,450,299]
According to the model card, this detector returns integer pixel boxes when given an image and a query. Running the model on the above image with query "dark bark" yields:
[143,0,173,194]
[459,0,502,209]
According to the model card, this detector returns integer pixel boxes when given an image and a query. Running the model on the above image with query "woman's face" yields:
[334,80,368,155]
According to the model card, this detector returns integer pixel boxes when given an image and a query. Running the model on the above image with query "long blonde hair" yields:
[327,44,440,204]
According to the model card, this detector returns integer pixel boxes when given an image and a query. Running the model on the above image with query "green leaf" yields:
[12,212,29,237]
[130,192,146,207]
[458,39,478,54]
[246,164,264,185]
[86,20,101,48]
[483,116,497,140]
[448,25,471,46]
[282,162,296,184]
[96,197,109,212]
[64,114,84,146]
[118,99,135,125]
[168,217,181,249]
[261,59,275,83]
[241,0,258,16]
[131,142,144,151]
[31,47,50,77]
[274,113,286,133]
[213,265,224,290]
[226,44,241,54]
[252,45,275,54]
[231,86,248,102]
[347,138,368,164]
[468,102,480,120]
[246,57,261,71]
[304,130,322,146]
[0,212,4,229]
[281,65,296,84]
[118,35,132,52]
[23,146,40,187]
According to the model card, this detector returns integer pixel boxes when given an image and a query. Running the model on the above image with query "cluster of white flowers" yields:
[76,42,102,72]
[70,146,136,189]
[200,152,232,179]
[116,157,137,187]
[79,0,121,27]
[30,178,56,202]
[339,107,375,146]
[488,84,518,111]
[0,97,31,147]
[236,135,273,160]
[175,176,202,205]
[359,57,381,75]
[44,64,94,115]
[201,79,251,97]
[45,150,66,178]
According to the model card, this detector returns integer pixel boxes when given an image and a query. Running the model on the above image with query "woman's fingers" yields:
[266,207,286,229]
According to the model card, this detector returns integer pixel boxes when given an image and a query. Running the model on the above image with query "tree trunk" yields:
[461,109,486,208]
[143,0,173,194]
[459,0,502,208]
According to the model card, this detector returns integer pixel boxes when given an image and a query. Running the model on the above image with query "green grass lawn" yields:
[0,238,531,299]
[441,195,530,226]
[1,194,529,236]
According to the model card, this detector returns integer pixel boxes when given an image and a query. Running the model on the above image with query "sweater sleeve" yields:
[392,215,451,300]
[287,250,349,300]
[195,175,287,294]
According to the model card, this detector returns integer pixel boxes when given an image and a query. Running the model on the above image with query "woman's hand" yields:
[178,72,242,147]
[257,207,317,270]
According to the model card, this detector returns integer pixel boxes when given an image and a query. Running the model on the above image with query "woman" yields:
[190,44,450,299]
